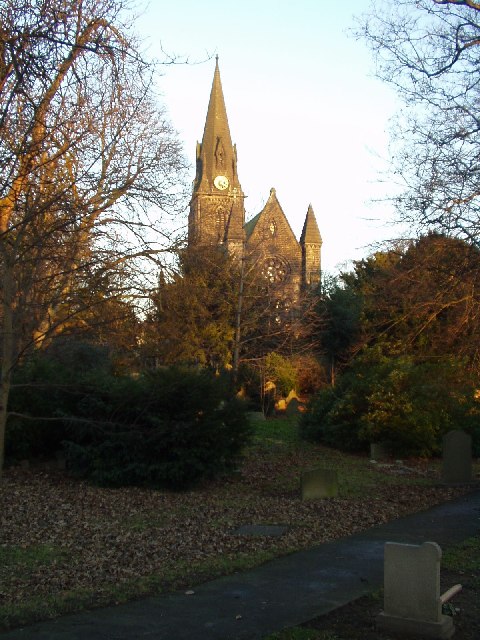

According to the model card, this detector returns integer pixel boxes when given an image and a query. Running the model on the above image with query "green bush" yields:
[6,340,110,460]
[6,343,252,489]
[264,352,298,397]
[300,376,366,452]
[300,350,480,457]
[63,367,252,489]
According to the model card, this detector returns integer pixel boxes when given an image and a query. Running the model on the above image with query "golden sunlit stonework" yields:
[188,58,322,300]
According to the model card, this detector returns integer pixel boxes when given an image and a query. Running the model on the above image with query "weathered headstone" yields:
[285,397,301,416]
[370,442,388,461]
[301,468,338,500]
[442,429,472,484]
[376,541,455,639]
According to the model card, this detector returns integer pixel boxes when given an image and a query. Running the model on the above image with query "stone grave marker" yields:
[376,541,457,639]
[442,429,472,485]
[301,467,338,501]
[285,397,301,416]
[370,442,388,461]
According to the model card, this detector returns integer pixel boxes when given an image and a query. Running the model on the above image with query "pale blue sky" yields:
[137,0,401,273]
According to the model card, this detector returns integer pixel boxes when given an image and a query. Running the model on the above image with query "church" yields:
[188,58,322,302]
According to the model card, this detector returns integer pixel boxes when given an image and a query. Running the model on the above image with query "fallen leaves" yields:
[0,448,471,621]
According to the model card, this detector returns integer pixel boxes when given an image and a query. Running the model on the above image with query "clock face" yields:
[214,175,229,190]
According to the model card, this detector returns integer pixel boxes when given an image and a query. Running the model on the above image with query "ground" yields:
[266,534,480,640]
[299,565,479,640]
[0,416,478,633]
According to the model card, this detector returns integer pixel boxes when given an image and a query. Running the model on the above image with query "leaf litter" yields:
[0,445,472,622]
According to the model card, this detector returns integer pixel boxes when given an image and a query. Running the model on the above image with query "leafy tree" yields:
[319,278,364,383]
[145,245,323,379]
[309,234,480,456]
[7,350,252,488]
[62,367,251,489]
[301,348,480,457]
[6,340,112,461]
[264,352,298,395]
[0,0,187,472]
[144,246,239,369]
[321,234,480,374]
[357,0,480,246]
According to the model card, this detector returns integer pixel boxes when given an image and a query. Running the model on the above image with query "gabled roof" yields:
[300,204,322,245]
[245,188,300,248]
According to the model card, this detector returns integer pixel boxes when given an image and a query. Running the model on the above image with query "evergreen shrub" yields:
[6,343,252,488]
[63,367,252,489]
[6,340,110,460]
[300,350,480,458]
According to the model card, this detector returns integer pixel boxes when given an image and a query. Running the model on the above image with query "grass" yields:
[252,414,302,447]
[443,535,480,580]
[249,415,434,497]
[0,548,280,630]
[0,544,62,569]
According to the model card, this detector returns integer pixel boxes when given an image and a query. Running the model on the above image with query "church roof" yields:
[300,204,322,245]
[244,212,261,239]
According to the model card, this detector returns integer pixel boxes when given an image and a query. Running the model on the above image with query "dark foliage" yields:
[63,368,251,489]
[300,350,480,458]
[6,343,252,489]
[6,340,111,460]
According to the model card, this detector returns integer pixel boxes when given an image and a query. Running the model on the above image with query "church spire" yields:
[194,57,241,194]
[188,59,245,253]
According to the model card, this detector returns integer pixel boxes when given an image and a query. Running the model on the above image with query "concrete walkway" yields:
[2,490,480,640]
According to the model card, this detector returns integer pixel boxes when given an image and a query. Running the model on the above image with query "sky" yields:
[136,0,402,274]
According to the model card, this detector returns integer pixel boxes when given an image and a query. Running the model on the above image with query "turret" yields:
[300,204,322,287]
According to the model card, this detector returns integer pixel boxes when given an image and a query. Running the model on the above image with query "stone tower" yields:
[300,204,322,287]
[188,57,245,257]
[189,59,322,297]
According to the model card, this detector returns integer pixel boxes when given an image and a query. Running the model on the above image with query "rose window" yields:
[261,256,290,284]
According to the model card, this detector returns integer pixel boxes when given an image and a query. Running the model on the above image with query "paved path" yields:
[2,490,480,640]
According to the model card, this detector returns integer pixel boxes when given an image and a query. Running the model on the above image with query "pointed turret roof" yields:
[300,204,322,245]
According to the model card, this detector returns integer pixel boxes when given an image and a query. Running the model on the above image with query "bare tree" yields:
[357,0,480,246]
[0,0,188,473]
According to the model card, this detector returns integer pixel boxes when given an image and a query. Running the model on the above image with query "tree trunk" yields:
[232,252,245,385]
[0,261,14,476]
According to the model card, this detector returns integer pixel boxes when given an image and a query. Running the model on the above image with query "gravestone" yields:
[376,541,455,639]
[285,397,301,416]
[370,442,388,461]
[301,468,338,500]
[442,429,472,484]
